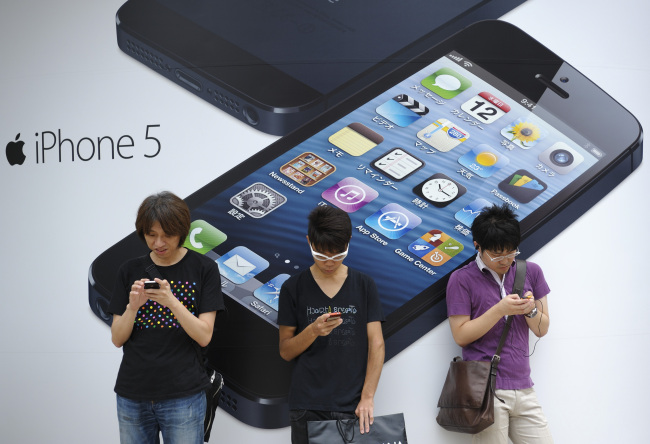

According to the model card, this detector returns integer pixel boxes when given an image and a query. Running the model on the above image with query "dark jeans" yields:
[289,409,357,444]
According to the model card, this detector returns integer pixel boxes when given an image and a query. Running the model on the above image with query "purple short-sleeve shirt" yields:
[446,259,550,390]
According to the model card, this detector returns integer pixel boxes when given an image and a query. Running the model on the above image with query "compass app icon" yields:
[365,203,422,240]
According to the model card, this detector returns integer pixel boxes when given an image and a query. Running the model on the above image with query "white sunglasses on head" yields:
[309,244,349,261]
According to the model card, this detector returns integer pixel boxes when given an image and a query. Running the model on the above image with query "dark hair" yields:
[471,204,520,252]
[307,206,352,253]
[135,191,191,247]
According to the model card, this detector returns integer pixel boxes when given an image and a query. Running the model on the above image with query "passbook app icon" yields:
[183,220,227,254]
[217,246,269,284]
[498,169,547,204]
[329,122,384,156]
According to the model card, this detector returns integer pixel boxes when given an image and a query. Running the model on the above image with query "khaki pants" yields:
[473,388,553,444]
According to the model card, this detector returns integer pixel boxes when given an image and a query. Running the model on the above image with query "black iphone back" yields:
[115,0,526,135]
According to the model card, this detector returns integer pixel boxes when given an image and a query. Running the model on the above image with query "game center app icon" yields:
[408,229,464,266]
[375,94,429,127]
[280,152,336,186]
[420,67,471,99]
[322,177,379,213]
[230,183,287,218]
[329,122,384,156]
[498,169,547,203]
[365,203,422,240]
[417,119,469,152]
[217,246,269,284]
[461,91,510,124]
[458,144,509,178]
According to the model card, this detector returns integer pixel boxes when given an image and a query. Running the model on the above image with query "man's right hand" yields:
[499,293,534,317]
[311,313,343,336]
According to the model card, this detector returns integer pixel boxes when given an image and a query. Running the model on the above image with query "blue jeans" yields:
[289,409,357,444]
[116,391,206,444]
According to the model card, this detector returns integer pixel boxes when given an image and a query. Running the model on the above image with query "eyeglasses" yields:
[483,248,520,262]
[309,244,349,262]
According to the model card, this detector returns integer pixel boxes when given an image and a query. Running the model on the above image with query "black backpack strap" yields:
[142,254,164,280]
[490,259,526,401]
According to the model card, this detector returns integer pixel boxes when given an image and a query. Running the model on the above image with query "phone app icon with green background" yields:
[183,220,227,254]
[421,67,472,99]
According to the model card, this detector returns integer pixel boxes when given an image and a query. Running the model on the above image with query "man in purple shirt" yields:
[446,204,553,443]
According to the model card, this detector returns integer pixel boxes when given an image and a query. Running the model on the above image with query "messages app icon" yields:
[217,246,269,284]
[421,67,471,99]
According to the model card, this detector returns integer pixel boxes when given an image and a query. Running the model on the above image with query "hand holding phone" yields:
[312,313,342,336]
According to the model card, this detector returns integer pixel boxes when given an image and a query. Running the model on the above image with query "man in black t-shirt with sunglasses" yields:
[278,206,385,444]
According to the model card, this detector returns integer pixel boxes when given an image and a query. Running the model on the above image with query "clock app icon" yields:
[414,173,467,207]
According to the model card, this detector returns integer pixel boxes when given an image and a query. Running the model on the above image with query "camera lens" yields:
[560,77,569,83]
[550,149,574,166]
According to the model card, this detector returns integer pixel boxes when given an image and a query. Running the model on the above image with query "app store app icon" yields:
[365,203,421,240]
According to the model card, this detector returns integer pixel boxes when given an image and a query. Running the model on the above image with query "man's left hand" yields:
[355,397,374,434]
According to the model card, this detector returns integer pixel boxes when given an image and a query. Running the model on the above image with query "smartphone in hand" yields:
[326,312,342,322]
[144,280,160,289]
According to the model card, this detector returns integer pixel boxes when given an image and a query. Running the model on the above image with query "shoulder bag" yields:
[436,259,526,434]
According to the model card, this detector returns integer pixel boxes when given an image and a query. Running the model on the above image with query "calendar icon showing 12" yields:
[461,91,511,124]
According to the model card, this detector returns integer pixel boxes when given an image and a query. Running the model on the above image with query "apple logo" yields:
[6,133,26,166]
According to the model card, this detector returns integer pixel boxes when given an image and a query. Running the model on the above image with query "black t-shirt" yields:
[108,249,225,401]
[277,267,384,412]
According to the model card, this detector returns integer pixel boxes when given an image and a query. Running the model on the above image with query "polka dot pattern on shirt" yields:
[134,281,197,329]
